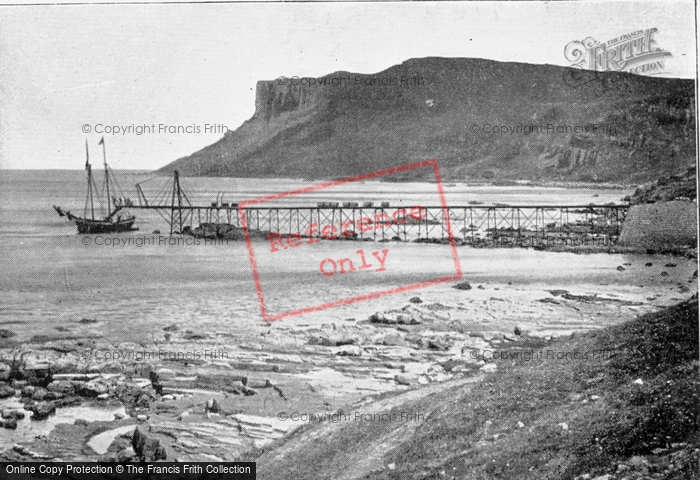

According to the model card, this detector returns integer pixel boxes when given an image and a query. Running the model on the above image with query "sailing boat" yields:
[53,138,136,233]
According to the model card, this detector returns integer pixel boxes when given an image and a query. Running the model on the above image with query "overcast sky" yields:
[0,1,695,170]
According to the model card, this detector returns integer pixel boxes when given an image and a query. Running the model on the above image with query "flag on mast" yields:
[85,139,90,170]
[98,136,105,146]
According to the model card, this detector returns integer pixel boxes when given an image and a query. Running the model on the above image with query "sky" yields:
[0,1,696,170]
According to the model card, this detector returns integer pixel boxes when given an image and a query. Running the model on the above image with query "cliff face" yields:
[159,57,696,182]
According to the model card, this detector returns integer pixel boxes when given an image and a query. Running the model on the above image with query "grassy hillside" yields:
[159,57,696,183]
[255,296,699,479]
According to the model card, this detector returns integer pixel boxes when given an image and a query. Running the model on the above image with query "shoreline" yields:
[0,262,696,462]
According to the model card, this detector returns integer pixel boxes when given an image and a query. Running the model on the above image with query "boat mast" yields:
[85,140,95,220]
[101,137,111,215]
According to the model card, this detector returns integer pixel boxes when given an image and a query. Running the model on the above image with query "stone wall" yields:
[619,200,698,249]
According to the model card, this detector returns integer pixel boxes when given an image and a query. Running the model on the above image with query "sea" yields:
[0,169,689,338]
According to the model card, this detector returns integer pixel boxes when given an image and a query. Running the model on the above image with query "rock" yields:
[336,345,362,357]
[517,421,525,428]
[118,446,136,462]
[558,422,569,431]
[548,290,569,297]
[135,391,153,408]
[240,386,258,396]
[29,401,56,420]
[665,263,677,267]
[396,314,417,325]
[409,297,423,304]
[427,339,449,351]
[616,266,626,271]
[633,378,644,385]
[2,409,25,420]
[2,419,18,429]
[22,385,37,397]
[477,285,485,290]
[0,329,17,339]
[388,463,396,470]
[137,414,148,421]
[308,335,356,347]
[75,418,89,426]
[395,375,412,386]
[51,356,81,374]
[97,393,110,400]
[453,281,472,290]
[0,383,15,399]
[590,395,600,401]
[114,411,127,420]
[47,380,78,396]
[0,364,11,382]
[10,380,27,389]
[645,262,653,267]
[369,312,390,324]
[178,411,190,421]
[206,398,221,413]
[79,381,109,397]
[480,363,497,373]
[31,387,49,401]
[79,318,98,324]
[514,326,525,336]
[660,271,669,277]
[45,391,64,401]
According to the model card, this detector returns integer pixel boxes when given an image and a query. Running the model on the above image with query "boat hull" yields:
[71,215,136,234]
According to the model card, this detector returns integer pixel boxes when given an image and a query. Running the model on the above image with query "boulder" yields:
[2,418,18,429]
[206,398,221,413]
[29,401,56,420]
[31,388,49,401]
[50,356,81,374]
[453,281,472,290]
[428,339,449,351]
[0,363,11,381]
[409,297,423,304]
[47,380,79,396]
[10,380,27,389]
[396,314,419,325]
[336,345,362,357]
[308,335,357,347]
[369,312,396,324]
[21,386,36,397]
[79,381,109,397]
[0,383,15,399]
[1,409,24,420]
[0,329,16,339]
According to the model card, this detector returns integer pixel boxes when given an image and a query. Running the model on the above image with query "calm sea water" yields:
[3,169,673,337]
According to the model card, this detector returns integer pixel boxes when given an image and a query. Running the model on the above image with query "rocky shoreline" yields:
[0,272,696,463]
